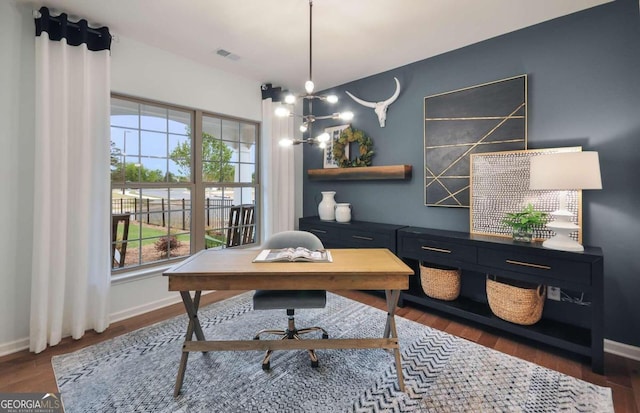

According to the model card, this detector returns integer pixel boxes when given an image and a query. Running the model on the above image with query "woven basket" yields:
[419,263,461,301]
[486,276,545,325]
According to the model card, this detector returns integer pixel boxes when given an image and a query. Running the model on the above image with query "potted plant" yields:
[502,204,547,242]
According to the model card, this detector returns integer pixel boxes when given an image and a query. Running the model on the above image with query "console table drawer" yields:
[478,248,592,286]
[299,222,341,243]
[402,237,476,264]
[299,217,405,251]
[341,228,395,249]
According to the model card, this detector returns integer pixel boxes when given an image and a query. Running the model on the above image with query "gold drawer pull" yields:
[421,246,451,254]
[352,235,374,241]
[310,229,327,234]
[505,259,551,270]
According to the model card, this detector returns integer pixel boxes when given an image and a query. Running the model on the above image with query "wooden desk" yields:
[164,248,413,396]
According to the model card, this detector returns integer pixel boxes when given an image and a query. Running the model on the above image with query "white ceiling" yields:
[18,0,611,91]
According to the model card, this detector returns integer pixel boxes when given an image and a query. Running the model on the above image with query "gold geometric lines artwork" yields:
[424,75,527,207]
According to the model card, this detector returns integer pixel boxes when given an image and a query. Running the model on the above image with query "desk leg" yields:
[174,290,206,397]
[182,290,205,341]
[384,289,405,392]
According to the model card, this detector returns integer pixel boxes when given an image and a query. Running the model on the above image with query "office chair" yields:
[252,230,329,370]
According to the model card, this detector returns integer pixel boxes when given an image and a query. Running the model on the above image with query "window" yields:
[110,96,259,271]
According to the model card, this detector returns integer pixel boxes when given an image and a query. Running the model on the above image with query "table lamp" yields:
[529,151,602,252]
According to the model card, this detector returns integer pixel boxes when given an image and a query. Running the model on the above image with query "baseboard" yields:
[0,337,30,358]
[0,294,186,358]
[604,339,640,361]
[109,295,183,324]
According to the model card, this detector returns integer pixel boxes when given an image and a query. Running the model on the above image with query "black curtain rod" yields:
[35,7,112,51]
[34,9,110,38]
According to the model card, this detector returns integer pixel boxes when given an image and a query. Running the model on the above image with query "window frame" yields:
[110,93,260,274]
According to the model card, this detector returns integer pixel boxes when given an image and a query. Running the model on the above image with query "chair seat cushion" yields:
[253,290,326,310]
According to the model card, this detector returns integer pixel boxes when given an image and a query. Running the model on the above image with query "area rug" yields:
[52,292,613,412]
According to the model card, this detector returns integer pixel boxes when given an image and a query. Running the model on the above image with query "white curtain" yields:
[260,99,296,242]
[30,17,111,353]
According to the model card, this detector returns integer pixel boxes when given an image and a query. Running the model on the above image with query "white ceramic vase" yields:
[318,191,336,221]
[335,203,352,223]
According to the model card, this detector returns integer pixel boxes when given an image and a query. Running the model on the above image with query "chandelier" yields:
[277,0,353,148]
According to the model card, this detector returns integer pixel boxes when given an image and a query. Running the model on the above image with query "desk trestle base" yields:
[165,249,412,396]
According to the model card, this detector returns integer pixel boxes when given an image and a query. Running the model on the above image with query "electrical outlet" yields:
[547,286,561,301]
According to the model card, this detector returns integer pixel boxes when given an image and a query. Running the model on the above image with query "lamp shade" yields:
[529,151,602,190]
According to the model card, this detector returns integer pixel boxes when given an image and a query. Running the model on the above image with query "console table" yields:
[397,226,604,374]
[298,217,605,373]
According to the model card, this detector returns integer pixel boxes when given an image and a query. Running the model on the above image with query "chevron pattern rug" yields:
[52,292,613,412]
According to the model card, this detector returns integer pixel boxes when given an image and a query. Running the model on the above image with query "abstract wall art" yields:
[424,75,527,207]
[470,147,583,242]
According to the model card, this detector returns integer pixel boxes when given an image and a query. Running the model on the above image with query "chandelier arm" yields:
[286,112,307,120]
[313,114,338,120]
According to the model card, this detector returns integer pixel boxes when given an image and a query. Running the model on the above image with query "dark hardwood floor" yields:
[1,289,638,412]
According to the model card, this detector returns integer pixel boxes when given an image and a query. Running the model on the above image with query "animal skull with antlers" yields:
[345,77,401,127]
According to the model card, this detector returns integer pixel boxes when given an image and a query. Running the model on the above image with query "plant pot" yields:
[512,228,533,243]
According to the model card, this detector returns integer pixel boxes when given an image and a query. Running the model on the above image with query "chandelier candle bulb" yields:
[275,107,290,117]
[305,80,314,94]
[339,111,354,121]
[317,133,330,143]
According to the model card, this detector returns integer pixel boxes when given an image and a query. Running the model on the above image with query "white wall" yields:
[111,36,261,122]
[0,0,262,355]
[0,0,36,356]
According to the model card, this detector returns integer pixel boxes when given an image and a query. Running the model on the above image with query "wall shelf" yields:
[307,165,412,181]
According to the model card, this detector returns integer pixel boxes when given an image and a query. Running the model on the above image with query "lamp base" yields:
[542,210,583,252]
[542,234,584,252]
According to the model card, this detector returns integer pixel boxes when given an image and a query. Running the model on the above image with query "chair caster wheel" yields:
[262,362,270,370]
[253,336,260,340]
[311,360,319,368]
[322,333,329,339]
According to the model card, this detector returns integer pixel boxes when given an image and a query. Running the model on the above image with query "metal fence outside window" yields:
[111,197,234,230]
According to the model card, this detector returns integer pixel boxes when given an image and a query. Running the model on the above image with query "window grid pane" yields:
[111,97,258,272]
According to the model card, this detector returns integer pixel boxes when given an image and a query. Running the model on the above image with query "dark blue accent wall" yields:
[303,0,640,346]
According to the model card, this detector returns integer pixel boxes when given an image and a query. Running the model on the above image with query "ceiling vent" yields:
[216,48,240,61]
